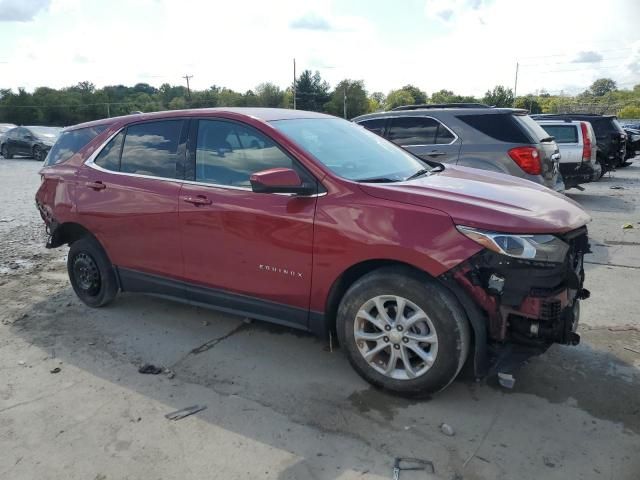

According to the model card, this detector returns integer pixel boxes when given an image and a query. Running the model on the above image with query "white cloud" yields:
[0,0,50,21]
[572,51,603,63]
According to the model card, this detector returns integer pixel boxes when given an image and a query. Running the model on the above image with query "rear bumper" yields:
[559,161,597,187]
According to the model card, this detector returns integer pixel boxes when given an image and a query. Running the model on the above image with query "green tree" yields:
[295,70,330,111]
[618,105,640,118]
[385,89,414,109]
[588,78,617,97]
[514,95,542,113]
[255,82,285,107]
[483,85,514,107]
[324,79,369,119]
[400,84,428,104]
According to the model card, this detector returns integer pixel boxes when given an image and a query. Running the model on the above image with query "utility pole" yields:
[106,102,110,118]
[182,74,193,100]
[343,86,347,119]
[293,58,296,110]
[513,62,519,106]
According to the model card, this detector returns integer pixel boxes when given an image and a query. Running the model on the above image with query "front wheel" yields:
[337,267,470,396]
[67,236,118,307]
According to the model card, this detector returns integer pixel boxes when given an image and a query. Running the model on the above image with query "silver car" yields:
[353,104,563,190]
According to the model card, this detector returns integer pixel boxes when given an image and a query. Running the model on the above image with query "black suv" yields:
[353,104,562,191]
[0,126,62,161]
[532,114,628,172]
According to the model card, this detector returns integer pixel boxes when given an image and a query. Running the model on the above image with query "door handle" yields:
[426,151,446,157]
[86,181,106,190]
[183,195,212,206]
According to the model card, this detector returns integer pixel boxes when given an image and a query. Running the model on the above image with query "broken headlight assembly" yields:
[457,226,569,263]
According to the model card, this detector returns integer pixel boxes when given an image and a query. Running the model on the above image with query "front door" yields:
[179,118,317,327]
[76,119,188,278]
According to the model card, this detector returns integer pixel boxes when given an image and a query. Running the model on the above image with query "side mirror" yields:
[250,168,315,195]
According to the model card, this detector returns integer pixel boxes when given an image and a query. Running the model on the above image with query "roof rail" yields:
[391,103,491,111]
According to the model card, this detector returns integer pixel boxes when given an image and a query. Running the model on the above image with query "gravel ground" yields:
[0,156,639,480]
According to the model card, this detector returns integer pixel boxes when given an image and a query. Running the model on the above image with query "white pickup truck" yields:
[535,119,601,189]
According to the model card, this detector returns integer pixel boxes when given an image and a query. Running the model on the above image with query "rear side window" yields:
[120,120,183,178]
[457,113,529,143]
[539,125,578,144]
[195,120,292,187]
[94,131,124,171]
[387,117,438,145]
[45,125,108,166]
[436,123,455,144]
[358,118,387,136]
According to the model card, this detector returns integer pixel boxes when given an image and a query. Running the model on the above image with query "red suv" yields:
[36,108,591,395]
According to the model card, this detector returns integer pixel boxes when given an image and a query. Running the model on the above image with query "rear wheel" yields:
[1,144,12,159]
[67,236,118,307]
[337,267,470,396]
[33,145,45,162]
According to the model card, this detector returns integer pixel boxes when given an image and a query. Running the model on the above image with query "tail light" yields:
[580,122,592,162]
[508,147,541,175]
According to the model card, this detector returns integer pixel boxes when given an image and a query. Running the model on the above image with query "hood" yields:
[359,165,591,234]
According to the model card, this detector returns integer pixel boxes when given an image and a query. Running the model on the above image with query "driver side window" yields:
[195,120,292,187]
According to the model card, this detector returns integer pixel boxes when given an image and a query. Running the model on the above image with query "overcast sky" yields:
[0,0,638,97]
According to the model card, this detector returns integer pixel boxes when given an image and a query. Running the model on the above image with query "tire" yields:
[67,236,118,307]
[33,145,44,162]
[1,144,12,159]
[337,266,470,396]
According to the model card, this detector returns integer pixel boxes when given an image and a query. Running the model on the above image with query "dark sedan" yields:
[1,126,62,161]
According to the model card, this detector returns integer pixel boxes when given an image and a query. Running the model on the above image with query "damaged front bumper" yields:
[443,226,590,351]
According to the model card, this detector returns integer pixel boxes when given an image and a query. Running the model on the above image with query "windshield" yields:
[270,118,427,181]
[28,126,62,139]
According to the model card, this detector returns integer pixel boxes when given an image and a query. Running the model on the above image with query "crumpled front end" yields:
[444,226,590,349]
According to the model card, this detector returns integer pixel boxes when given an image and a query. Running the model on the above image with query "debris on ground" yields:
[165,405,207,421]
[623,346,640,355]
[392,457,435,479]
[543,456,556,468]
[202,320,210,326]
[0,217,14,223]
[164,368,176,379]
[440,423,455,436]
[138,364,163,375]
[50,367,61,374]
[498,372,516,389]
[610,186,625,190]
[17,360,25,366]
[608,325,639,332]
[622,223,634,229]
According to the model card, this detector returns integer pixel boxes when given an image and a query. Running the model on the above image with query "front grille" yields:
[540,299,562,322]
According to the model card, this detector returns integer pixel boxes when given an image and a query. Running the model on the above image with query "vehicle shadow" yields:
[566,192,633,213]
[9,287,640,479]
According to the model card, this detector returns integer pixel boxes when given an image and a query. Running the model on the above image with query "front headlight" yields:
[457,226,569,263]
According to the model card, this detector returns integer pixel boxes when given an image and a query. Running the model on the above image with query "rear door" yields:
[12,128,30,155]
[357,118,388,137]
[76,119,188,278]
[386,116,460,164]
[179,118,317,325]
[539,123,581,164]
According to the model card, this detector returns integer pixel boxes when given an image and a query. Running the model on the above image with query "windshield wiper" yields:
[405,168,430,181]
[539,136,555,142]
[357,176,401,183]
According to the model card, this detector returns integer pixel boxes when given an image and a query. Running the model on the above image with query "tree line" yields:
[0,71,638,127]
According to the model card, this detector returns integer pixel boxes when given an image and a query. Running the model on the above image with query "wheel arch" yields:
[48,221,96,248]
[318,258,488,379]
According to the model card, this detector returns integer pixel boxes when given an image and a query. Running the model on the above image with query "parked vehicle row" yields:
[0,125,62,161]
[36,108,591,396]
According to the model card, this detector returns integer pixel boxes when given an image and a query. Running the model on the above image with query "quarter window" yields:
[94,131,124,171]
[120,120,183,178]
[387,117,439,145]
[358,118,387,136]
[436,123,455,144]
[45,125,108,166]
[195,120,292,187]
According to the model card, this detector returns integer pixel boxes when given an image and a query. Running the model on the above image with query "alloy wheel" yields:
[353,295,438,380]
